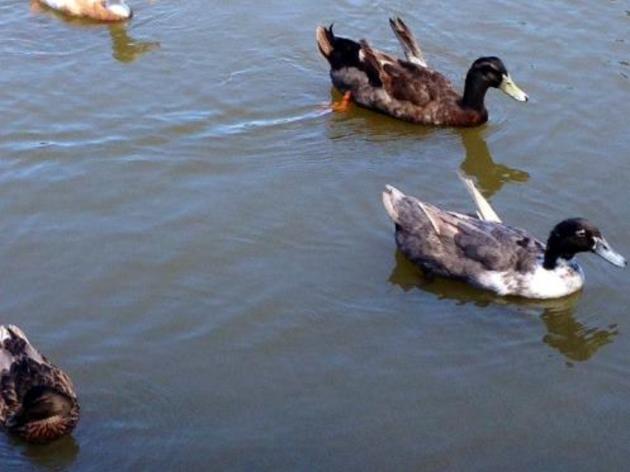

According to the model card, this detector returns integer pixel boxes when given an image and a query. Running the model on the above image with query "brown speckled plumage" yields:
[0,325,79,443]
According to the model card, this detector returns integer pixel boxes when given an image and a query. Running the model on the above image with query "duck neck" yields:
[543,248,576,270]
[543,251,559,270]
[461,72,490,112]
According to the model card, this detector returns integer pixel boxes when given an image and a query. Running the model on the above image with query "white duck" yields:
[37,0,132,21]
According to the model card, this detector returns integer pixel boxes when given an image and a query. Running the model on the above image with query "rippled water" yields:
[1,0,629,470]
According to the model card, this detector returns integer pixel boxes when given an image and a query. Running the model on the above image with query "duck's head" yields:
[463,57,528,109]
[7,386,79,443]
[544,218,627,270]
[99,0,133,21]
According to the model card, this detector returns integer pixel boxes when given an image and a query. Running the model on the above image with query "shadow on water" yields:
[107,23,160,63]
[326,88,531,198]
[389,250,618,363]
[30,0,159,63]
[2,434,79,470]
[457,127,529,198]
[540,305,619,363]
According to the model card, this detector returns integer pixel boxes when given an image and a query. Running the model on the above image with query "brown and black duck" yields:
[316,17,528,126]
[0,325,79,443]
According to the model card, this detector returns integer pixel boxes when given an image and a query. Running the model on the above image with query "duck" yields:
[316,17,528,126]
[0,325,79,443]
[36,0,132,21]
[382,176,626,299]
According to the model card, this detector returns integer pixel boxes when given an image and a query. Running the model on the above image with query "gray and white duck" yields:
[0,325,79,443]
[382,177,626,299]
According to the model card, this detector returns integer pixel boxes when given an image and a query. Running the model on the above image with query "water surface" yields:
[1,0,629,470]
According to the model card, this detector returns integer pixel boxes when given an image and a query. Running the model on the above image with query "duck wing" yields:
[458,174,502,223]
[383,186,543,277]
[359,40,457,108]
[389,17,427,67]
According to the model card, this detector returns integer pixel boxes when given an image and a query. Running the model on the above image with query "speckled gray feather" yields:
[390,192,544,286]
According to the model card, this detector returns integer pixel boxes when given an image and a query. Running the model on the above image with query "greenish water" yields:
[0,0,629,470]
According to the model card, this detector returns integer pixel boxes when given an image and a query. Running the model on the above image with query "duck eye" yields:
[576,229,586,237]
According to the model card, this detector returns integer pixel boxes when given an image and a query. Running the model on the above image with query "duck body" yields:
[38,0,132,21]
[382,181,625,299]
[316,18,527,126]
[0,325,79,443]
[331,54,486,126]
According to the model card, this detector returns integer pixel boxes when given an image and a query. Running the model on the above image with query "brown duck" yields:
[0,325,79,443]
[316,17,528,126]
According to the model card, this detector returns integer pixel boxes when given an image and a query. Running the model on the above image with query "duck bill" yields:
[499,74,529,102]
[593,237,627,267]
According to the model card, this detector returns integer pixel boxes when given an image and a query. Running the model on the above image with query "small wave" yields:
[209,108,330,137]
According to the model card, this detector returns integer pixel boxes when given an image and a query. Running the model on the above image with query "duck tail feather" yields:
[382,185,404,224]
[383,185,442,235]
[389,17,427,67]
[316,24,335,59]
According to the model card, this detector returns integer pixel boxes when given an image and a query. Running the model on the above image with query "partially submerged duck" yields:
[316,17,528,126]
[382,177,626,299]
[0,325,79,443]
[36,0,132,21]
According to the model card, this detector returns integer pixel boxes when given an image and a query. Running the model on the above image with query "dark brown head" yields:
[462,57,528,111]
[544,218,627,270]
[7,386,79,443]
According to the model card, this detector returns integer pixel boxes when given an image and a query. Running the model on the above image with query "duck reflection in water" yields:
[6,434,79,469]
[324,89,530,199]
[540,303,618,363]
[458,127,529,198]
[389,251,618,363]
[108,22,159,63]
[30,1,159,63]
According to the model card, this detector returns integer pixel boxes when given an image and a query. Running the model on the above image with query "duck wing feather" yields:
[458,173,502,223]
[383,186,543,278]
[359,40,458,107]
[389,17,427,67]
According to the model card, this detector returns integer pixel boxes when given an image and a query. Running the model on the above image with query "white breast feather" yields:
[478,259,585,299]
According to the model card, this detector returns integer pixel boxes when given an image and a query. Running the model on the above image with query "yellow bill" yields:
[499,74,528,102]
